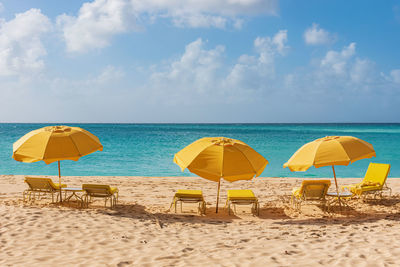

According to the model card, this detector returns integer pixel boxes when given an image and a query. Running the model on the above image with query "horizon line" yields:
[0,122,399,124]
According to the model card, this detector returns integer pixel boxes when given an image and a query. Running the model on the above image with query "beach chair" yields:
[291,180,331,211]
[342,163,391,199]
[82,184,119,209]
[23,177,67,203]
[225,190,259,215]
[170,190,206,215]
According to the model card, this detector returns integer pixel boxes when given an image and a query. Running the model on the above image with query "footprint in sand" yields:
[117,261,132,266]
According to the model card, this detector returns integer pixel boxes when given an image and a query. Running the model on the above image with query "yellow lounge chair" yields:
[225,189,259,215]
[291,180,331,211]
[170,190,206,215]
[82,184,119,209]
[342,163,391,199]
[23,177,67,203]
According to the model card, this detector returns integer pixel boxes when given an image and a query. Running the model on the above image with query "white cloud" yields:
[143,0,278,29]
[130,0,278,16]
[350,58,375,83]
[57,0,279,52]
[57,0,136,53]
[149,38,225,104]
[320,43,356,76]
[285,41,398,103]
[304,23,335,45]
[170,12,228,29]
[391,69,400,83]
[224,30,288,95]
[0,8,51,76]
[147,30,288,105]
[254,30,288,63]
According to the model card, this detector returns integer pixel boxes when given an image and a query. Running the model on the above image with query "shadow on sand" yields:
[97,203,242,226]
[14,193,400,226]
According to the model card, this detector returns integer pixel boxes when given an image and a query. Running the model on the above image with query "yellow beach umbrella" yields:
[174,137,268,212]
[13,125,103,201]
[283,136,376,204]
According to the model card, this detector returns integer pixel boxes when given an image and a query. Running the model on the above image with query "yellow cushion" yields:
[53,183,67,189]
[347,183,383,195]
[292,180,331,199]
[227,190,257,200]
[110,187,118,194]
[342,163,390,195]
[82,184,118,196]
[363,163,390,185]
[25,177,67,191]
[175,189,203,198]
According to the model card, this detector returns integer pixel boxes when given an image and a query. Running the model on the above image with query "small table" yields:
[327,192,353,210]
[63,187,85,204]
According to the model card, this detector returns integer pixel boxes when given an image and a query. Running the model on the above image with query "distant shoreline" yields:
[3,175,399,179]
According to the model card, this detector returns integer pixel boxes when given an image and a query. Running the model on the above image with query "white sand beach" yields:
[1,175,400,267]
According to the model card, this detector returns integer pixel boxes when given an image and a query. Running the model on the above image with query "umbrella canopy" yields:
[174,137,268,212]
[283,136,375,171]
[13,125,103,201]
[13,125,103,164]
[283,136,376,206]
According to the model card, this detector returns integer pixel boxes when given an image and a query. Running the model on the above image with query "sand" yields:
[1,175,400,267]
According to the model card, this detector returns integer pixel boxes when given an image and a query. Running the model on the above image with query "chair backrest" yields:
[363,163,391,187]
[300,180,331,200]
[25,177,58,192]
[82,184,112,197]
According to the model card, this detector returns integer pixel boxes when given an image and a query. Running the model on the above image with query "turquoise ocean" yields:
[1,123,399,178]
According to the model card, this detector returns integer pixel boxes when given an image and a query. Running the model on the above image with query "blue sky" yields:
[0,0,399,123]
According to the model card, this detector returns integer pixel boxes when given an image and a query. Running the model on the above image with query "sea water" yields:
[1,123,399,178]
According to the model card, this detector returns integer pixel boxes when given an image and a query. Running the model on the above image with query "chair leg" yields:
[169,197,175,211]
[254,201,259,216]
[84,195,89,208]
[257,201,260,216]
[228,202,231,215]
[174,199,177,213]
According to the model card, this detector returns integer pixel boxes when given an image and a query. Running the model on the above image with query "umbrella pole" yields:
[332,165,341,207]
[216,179,221,213]
[58,161,62,202]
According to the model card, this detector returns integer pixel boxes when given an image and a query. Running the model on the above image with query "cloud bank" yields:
[0,1,399,122]
[57,0,279,52]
